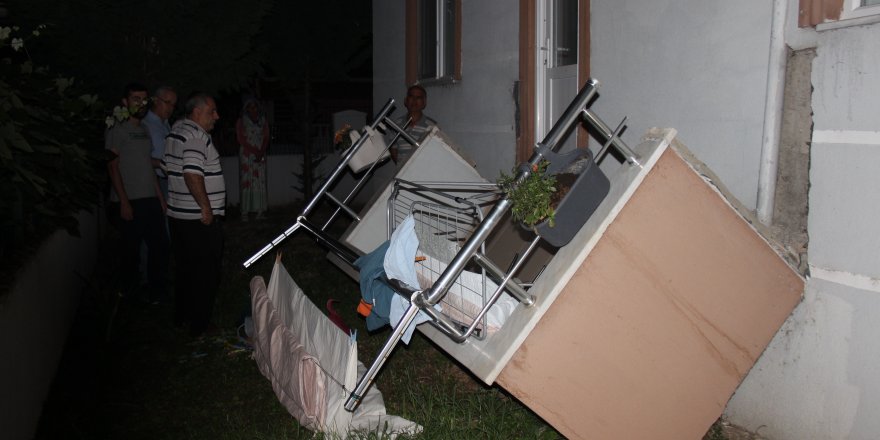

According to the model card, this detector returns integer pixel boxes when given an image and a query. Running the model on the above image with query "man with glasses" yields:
[143,85,177,200]
[106,82,170,303]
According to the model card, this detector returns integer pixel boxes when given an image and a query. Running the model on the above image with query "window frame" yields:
[800,0,880,28]
[839,0,880,20]
[406,0,462,86]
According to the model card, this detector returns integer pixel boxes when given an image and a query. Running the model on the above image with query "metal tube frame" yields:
[347,78,642,410]
[243,98,421,269]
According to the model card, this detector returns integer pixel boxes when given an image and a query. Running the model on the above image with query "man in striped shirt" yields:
[163,92,225,337]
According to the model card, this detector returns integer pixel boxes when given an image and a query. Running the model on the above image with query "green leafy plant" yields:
[0,24,105,289]
[497,160,557,228]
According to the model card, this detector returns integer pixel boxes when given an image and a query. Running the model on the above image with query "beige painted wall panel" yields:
[497,149,803,439]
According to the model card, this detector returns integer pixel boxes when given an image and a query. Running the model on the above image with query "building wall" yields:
[373,1,521,179]
[374,1,880,438]
[376,0,774,203]
[590,0,773,210]
[725,19,880,440]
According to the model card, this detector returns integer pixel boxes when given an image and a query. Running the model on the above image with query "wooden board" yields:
[496,147,803,439]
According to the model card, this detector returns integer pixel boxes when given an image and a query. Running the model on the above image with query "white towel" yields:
[384,215,433,344]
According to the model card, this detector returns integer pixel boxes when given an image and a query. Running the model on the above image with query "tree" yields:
[8,0,273,99]
[0,24,106,293]
[258,0,372,197]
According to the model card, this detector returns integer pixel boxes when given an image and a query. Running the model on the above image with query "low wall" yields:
[222,153,398,212]
[0,209,100,440]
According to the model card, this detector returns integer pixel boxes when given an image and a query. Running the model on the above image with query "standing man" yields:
[390,84,438,165]
[106,82,169,301]
[142,85,177,200]
[163,92,225,337]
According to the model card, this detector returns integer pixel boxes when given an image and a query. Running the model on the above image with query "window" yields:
[551,0,578,68]
[839,0,880,20]
[406,0,461,84]
[800,0,880,27]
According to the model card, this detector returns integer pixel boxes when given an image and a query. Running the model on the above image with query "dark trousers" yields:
[108,197,169,298]
[169,217,224,336]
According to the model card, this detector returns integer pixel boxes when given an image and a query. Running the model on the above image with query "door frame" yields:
[518,0,590,163]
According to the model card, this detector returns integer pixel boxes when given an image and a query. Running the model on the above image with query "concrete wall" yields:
[0,210,100,440]
[770,48,814,274]
[222,153,363,209]
[590,0,772,210]
[373,1,520,180]
[725,21,880,440]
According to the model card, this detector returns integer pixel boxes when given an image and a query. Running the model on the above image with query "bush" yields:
[0,25,106,292]
[497,160,557,228]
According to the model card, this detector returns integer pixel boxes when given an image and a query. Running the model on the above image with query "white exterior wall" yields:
[725,21,880,440]
[372,1,520,179]
[222,153,359,209]
[590,0,772,210]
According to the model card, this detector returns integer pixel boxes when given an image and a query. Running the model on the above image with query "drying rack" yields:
[384,178,527,341]
[243,98,416,269]
[242,79,641,413]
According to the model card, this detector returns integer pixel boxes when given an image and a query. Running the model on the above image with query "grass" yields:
[35,202,734,439]
[34,204,566,439]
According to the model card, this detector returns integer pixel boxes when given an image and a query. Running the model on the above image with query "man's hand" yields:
[184,173,213,225]
[200,206,213,225]
[120,200,134,221]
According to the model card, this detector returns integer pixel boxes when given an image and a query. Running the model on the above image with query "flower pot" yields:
[532,148,610,247]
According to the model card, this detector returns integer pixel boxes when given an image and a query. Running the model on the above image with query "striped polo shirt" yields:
[393,114,437,164]
[162,119,226,220]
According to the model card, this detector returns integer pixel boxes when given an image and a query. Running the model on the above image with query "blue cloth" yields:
[354,241,395,331]
[355,216,436,344]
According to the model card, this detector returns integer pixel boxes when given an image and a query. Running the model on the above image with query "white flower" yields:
[112,105,130,122]
[11,37,23,51]
[0,27,10,41]
[79,94,98,105]
[105,116,115,129]
[54,77,73,93]
[32,30,40,36]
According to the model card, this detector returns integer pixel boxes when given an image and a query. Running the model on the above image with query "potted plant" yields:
[498,160,558,228]
[498,148,610,247]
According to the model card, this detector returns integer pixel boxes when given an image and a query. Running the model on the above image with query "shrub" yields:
[497,160,557,228]
[0,25,106,291]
